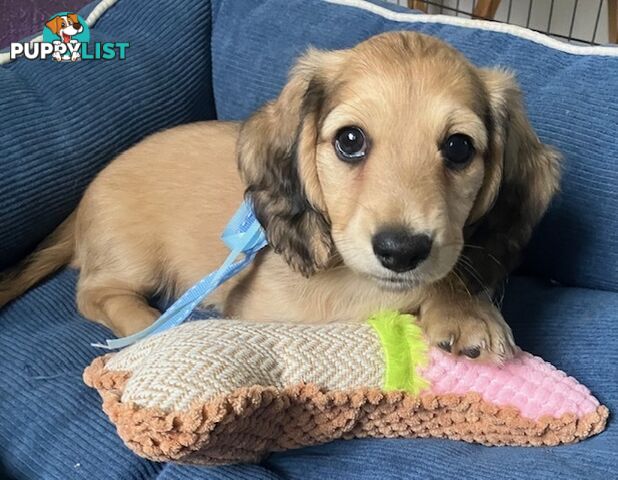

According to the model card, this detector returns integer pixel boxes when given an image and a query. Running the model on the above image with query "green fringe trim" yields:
[367,310,429,395]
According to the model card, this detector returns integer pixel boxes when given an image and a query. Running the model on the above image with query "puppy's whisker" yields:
[452,267,473,300]
[458,255,493,303]
[440,243,507,273]
[462,245,506,271]
[463,264,493,304]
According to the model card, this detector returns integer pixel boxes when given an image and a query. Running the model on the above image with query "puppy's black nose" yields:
[372,228,432,273]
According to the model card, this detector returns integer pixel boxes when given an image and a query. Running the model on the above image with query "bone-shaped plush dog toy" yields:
[84,311,608,465]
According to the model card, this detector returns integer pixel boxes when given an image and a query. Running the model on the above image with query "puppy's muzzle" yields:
[372,228,432,273]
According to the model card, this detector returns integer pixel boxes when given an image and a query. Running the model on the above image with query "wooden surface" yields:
[472,0,502,19]
[609,0,618,43]
[408,1,428,13]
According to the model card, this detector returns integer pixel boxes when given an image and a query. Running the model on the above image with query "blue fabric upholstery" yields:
[0,0,216,269]
[0,0,616,479]
[1,271,615,479]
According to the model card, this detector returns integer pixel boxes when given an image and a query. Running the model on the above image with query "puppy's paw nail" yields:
[461,346,481,359]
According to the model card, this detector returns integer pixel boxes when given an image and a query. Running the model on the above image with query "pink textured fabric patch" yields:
[421,347,600,420]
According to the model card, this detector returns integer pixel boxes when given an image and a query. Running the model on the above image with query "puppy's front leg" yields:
[419,280,515,363]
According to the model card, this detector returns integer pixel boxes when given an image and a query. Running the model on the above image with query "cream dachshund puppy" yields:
[0,32,561,362]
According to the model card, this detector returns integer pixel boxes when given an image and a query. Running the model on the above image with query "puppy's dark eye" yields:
[61,22,66,27]
[442,134,475,169]
[334,126,367,163]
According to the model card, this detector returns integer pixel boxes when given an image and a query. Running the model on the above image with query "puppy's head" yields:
[46,14,83,40]
[238,32,560,290]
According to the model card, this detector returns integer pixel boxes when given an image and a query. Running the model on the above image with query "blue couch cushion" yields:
[211,0,618,293]
[0,0,216,270]
[1,270,615,479]
[1,0,617,479]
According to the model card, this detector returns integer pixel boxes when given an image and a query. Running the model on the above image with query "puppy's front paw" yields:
[419,298,516,364]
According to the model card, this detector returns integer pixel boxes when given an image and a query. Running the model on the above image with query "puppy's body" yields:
[1,121,417,332]
[79,121,421,327]
[73,122,243,331]
[0,32,561,361]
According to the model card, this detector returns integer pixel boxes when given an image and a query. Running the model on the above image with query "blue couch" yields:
[0,0,616,478]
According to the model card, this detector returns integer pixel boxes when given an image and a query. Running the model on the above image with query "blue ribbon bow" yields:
[92,200,268,349]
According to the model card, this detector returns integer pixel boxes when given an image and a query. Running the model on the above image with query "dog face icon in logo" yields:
[43,13,90,62]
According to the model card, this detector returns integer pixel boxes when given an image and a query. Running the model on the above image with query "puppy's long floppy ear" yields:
[45,17,62,35]
[461,69,562,294]
[237,49,342,276]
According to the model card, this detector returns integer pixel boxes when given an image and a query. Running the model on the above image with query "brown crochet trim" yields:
[83,355,609,465]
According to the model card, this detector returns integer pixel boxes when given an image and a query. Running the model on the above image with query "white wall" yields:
[389,0,610,44]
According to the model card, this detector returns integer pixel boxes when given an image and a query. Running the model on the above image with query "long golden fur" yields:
[0,32,561,362]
